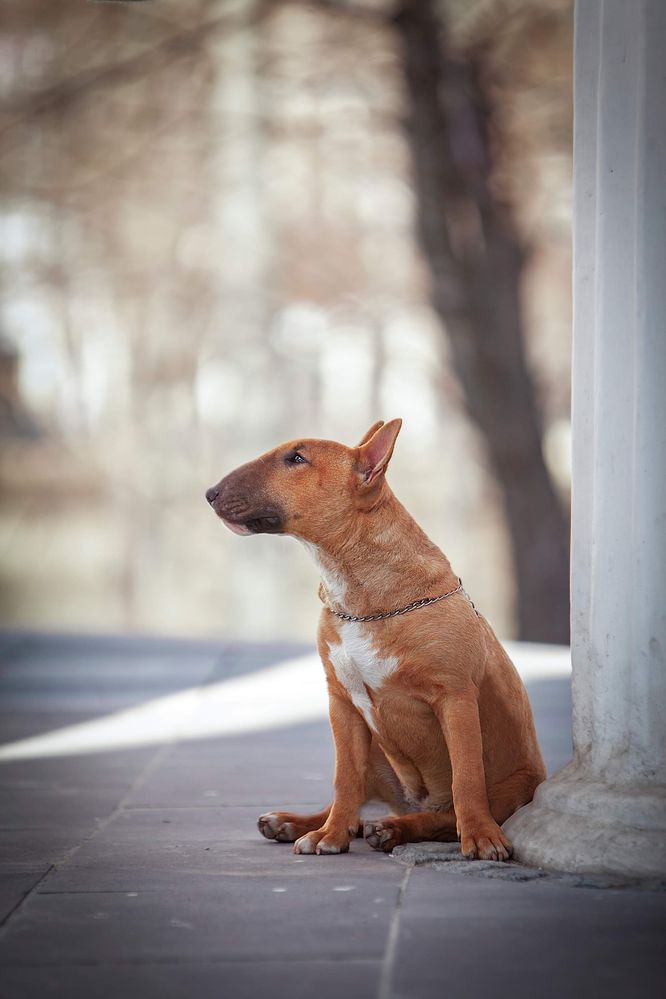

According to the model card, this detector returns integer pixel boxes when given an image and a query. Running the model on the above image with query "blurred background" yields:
[0,0,572,645]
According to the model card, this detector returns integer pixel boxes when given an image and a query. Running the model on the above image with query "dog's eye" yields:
[286,451,306,465]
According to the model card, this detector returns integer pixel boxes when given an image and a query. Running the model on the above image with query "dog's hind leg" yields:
[363,809,458,853]
[259,804,377,843]
[488,768,545,824]
[258,741,406,844]
[363,740,411,814]
[364,770,544,855]
[258,806,331,843]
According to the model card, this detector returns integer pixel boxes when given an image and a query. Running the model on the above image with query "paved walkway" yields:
[0,633,663,998]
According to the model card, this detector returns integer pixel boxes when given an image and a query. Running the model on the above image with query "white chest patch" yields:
[327,621,399,730]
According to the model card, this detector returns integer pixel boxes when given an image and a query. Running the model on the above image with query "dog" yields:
[206,420,546,859]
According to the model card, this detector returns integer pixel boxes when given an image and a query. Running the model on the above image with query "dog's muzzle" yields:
[205,481,284,535]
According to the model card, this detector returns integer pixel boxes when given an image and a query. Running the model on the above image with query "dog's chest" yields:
[326,621,399,730]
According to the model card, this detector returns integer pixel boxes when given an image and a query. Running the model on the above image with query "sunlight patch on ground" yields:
[0,643,570,762]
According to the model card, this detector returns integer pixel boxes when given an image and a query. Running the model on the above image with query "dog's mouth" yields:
[219,513,282,535]
[223,513,283,535]
[221,518,253,536]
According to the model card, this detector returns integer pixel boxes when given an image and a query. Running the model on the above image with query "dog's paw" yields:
[460,820,512,862]
[257,812,299,843]
[363,818,405,853]
[293,829,350,856]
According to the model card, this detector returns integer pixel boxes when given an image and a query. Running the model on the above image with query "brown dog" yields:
[206,420,546,859]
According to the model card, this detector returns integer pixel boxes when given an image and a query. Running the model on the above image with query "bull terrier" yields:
[205,420,546,859]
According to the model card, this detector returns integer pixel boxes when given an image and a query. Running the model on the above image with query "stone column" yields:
[504,0,666,879]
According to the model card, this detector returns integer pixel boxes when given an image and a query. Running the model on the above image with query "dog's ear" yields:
[356,419,402,488]
[356,420,384,447]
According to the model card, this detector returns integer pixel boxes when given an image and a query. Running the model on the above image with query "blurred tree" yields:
[314,0,569,643]
[320,0,571,641]
[392,0,570,642]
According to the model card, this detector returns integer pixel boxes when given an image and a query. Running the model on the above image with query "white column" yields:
[504,0,666,879]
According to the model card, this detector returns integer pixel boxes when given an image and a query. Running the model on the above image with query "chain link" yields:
[326,578,468,623]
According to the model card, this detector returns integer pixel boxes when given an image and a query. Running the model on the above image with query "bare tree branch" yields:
[0,2,273,138]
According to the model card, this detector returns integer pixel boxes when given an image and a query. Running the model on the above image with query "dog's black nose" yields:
[205,486,219,506]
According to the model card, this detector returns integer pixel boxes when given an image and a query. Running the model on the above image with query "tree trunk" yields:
[395,0,570,643]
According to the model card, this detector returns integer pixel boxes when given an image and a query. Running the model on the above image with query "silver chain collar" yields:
[325,578,470,623]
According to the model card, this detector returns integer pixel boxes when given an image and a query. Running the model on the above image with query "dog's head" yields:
[205,419,402,542]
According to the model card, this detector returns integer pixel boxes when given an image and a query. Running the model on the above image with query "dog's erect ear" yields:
[356,420,385,447]
[356,419,402,488]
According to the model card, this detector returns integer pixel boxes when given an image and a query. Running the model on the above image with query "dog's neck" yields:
[297,486,458,618]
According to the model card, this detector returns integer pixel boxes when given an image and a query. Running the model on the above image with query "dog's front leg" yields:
[293,692,371,856]
[434,690,512,861]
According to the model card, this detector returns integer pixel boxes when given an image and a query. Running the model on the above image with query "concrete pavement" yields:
[0,633,664,998]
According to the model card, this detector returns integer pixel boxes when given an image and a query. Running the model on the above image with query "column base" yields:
[503,762,666,880]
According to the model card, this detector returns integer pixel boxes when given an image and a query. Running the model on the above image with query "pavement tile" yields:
[0,828,91,875]
[0,876,398,965]
[126,726,334,808]
[0,958,380,999]
[0,748,156,791]
[0,873,45,924]
[0,748,156,834]
[390,866,666,999]
[0,785,126,830]
[126,763,331,809]
[37,806,402,892]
